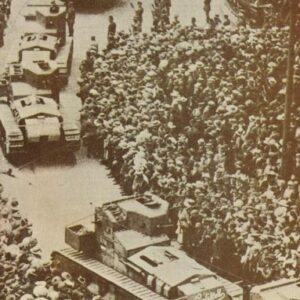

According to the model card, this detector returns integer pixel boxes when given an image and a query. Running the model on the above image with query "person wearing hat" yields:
[50,0,59,14]
[176,198,196,250]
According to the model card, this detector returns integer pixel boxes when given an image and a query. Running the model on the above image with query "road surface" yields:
[0,0,235,259]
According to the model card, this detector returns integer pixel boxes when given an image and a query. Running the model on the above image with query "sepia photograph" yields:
[1,0,300,299]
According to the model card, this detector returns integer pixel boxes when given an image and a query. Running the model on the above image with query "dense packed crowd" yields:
[0,183,114,299]
[78,4,300,284]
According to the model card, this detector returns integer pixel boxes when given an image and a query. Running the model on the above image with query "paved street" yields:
[0,0,235,259]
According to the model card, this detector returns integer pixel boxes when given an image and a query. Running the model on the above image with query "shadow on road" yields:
[7,148,77,170]
[74,0,126,14]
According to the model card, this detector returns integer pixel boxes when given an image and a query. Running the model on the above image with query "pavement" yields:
[0,0,235,259]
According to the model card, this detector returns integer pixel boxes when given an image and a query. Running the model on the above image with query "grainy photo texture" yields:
[0,0,300,299]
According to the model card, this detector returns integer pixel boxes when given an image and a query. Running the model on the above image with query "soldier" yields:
[203,0,211,23]
[107,16,116,49]
[66,2,75,36]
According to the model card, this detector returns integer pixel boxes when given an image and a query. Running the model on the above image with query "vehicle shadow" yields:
[8,148,77,170]
[74,0,126,13]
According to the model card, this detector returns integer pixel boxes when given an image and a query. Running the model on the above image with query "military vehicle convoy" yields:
[0,0,80,158]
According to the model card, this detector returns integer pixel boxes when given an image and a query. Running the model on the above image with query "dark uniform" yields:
[204,0,211,23]
[107,17,116,49]
[108,21,116,38]
[66,5,75,36]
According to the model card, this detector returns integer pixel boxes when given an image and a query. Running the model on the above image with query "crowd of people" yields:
[78,0,300,285]
[0,182,116,299]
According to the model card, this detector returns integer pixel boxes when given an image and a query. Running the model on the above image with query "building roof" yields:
[114,230,169,252]
[128,246,214,288]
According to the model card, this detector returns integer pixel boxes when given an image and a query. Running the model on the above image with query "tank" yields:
[0,91,80,157]
[0,0,79,158]
[52,194,244,300]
